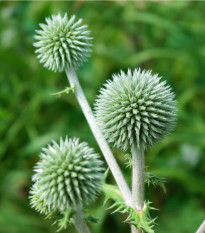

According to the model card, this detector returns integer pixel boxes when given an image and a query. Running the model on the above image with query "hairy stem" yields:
[131,144,145,233]
[65,67,132,206]
[73,207,90,233]
[196,220,205,233]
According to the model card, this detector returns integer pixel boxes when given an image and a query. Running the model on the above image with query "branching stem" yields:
[131,144,145,233]
[65,67,132,206]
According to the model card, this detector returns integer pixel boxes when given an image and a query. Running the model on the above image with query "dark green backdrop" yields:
[0,1,205,233]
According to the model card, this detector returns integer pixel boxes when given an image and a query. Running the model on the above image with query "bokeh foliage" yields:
[0,1,205,233]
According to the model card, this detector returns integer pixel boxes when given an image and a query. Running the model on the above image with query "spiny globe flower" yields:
[33,13,92,72]
[30,137,104,214]
[95,69,177,151]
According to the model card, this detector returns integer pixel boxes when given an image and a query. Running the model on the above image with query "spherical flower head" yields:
[95,69,177,151]
[33,13,92,72]
[30,137,104,214]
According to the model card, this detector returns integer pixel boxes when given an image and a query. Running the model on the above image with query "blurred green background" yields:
[0,1,205,233]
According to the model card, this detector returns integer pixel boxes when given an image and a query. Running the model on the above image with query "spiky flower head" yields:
[33,13,92,72]
[95,69,177,151]
[30,137,103,214]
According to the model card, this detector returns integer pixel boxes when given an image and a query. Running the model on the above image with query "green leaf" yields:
[53,209,75,232]
[102,184,156,233]
[145,171,166,193]
[124,153,132,168]
[51,86,76,97]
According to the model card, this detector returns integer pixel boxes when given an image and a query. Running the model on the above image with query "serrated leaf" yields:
[145,171,166,193]
[55,209,75,232]
[124,153,132,168]
[102,183,156,233]
[51,86,76,97]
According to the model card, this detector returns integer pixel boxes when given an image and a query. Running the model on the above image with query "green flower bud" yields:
[95,69,177,151]
[33,13,92,72]
[30,137,104,214]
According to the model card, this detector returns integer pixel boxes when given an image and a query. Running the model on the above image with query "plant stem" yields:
[131,144,145,233]
[73,207,90,233]
[196,220,205,233]
[65,67,132,206]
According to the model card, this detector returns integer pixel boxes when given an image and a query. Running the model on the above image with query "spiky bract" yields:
[33,13,92,72]
[30,137,103,214]
[30,183,51,215]
[103,184,156,233]
[95,69,177,151]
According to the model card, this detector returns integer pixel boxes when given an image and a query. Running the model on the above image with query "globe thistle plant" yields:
[32,12,179,232]
[33,13,92,72]
[30,137,104,215]
[95,68,177,233]
[95,68,177,151]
